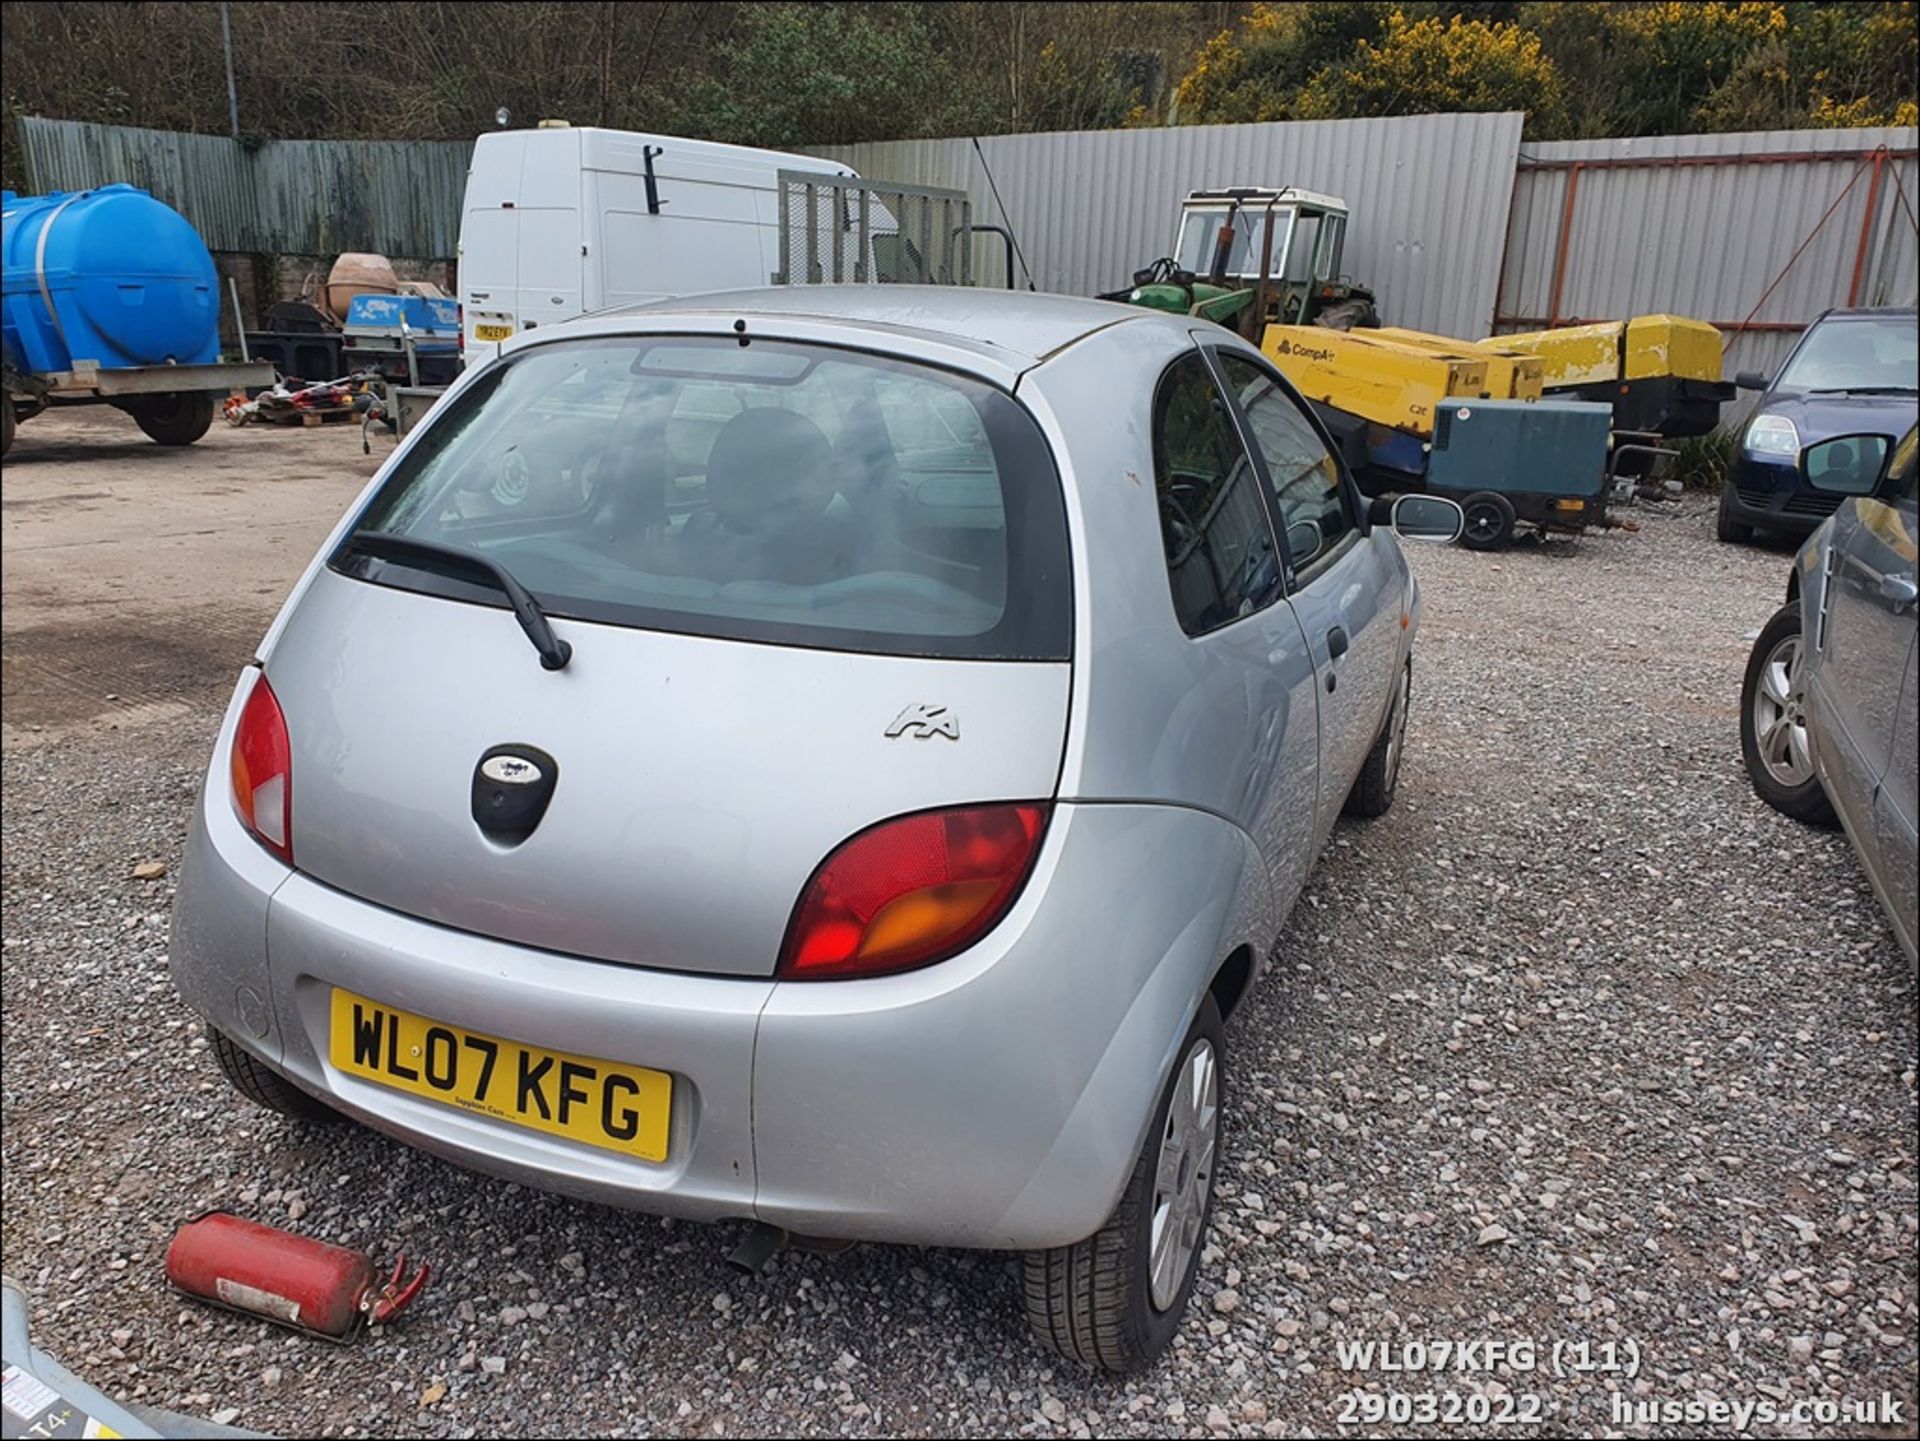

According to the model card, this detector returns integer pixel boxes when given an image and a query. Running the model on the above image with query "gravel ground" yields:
[3,494,1915,1439]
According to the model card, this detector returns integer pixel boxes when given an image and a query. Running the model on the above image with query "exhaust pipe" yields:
[726,1223,788,1276]
[724,1224,858,1276]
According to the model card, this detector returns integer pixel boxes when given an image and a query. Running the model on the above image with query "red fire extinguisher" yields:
[166,1212,428,1340]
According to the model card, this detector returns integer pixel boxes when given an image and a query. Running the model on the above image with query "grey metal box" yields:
[1425,398,1613,498]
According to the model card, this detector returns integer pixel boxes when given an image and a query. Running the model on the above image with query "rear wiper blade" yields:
[340,531,573,671]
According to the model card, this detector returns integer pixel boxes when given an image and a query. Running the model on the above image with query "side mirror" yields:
[1285,517,1325,567]
[1801,432,1893,495]
[1389,493,1465,544]
[1735,370,1769,392]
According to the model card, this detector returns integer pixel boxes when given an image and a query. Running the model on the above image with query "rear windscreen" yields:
[335,335,1070,660]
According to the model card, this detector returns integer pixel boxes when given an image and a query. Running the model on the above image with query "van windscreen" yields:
[335,335,1071,660]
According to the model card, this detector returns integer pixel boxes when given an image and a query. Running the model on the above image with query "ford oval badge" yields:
[472,745,559,842]
[481,754,543,786]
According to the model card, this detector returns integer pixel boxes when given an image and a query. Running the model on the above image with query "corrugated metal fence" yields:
[1495,127,1919,399]
[19,113,1918,411]
[16,117,472,257]
[817,113,1526,341]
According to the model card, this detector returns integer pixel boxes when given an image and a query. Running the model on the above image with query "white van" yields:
[457,126,862,354]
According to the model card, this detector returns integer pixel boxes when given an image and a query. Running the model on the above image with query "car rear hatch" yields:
[260,331,1072,979]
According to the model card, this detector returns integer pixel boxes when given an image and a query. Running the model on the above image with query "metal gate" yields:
[772,171,973,287]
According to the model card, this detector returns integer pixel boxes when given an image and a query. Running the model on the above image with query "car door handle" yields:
[1325,626,1348,692]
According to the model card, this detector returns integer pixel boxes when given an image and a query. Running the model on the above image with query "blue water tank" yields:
[1,184,220,377]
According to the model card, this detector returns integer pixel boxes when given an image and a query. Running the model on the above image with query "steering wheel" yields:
[490,448,532,507]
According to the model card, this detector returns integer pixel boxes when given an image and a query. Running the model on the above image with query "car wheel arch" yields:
[988,810,1273,1246]
[1208,944,1258,1023]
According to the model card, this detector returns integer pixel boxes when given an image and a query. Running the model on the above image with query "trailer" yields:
[2,184,272,453]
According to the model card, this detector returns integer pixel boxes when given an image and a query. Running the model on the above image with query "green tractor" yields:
[1102,187,1379,339]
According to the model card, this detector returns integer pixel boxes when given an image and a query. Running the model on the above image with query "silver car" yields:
[169,288,1461,1369]
[1741,426,1919,965]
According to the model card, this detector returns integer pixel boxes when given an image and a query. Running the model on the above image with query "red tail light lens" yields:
[230,673,293,863]
[778,803,1050,980]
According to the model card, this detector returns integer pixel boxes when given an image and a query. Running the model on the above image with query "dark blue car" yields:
[1718,306,1918,544]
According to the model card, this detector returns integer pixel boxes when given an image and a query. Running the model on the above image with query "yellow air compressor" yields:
[1493,314,1732,437]
[1366,328,1545,401]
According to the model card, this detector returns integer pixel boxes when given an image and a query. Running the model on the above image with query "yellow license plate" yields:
[473,322,514,342]
[328,989,670,1161]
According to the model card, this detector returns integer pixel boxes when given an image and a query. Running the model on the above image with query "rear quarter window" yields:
[338,336,1071,660]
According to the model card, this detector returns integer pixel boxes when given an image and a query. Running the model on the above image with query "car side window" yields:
[1214,351,1355,574]
[1152,351,1283,636]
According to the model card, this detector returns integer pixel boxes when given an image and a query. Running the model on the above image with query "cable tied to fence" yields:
[1722,149,1877,354]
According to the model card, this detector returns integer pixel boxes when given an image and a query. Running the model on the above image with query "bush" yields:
[1293,9,1567,135]
[1672,428,1738,493]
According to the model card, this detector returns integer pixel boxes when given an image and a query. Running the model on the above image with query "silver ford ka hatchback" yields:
[170,287,1460,1370]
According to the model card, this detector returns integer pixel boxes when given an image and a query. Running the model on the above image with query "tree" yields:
[1514,1,1626,138]
[666,3,990,149]
[929,3,1223,133]
[1174,3,1395,123]
[1604,1,1786,135]
[1293,9,1567,135]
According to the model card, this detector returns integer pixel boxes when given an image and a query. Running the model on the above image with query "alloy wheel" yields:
[1752,632,1814,788]
[1148,1038,1218,1312]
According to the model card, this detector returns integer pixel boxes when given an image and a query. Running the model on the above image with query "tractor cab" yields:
[1109,187,1377,335]
[1173,188,1351,317]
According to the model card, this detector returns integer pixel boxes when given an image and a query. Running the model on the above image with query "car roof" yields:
[1816,306,1919,320]
[608,286,1148,365]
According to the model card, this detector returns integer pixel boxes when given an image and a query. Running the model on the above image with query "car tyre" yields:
[1740,603,1836,827]
[131,392,216,446]
[1458,491,1516,551]
[1346,660,1411,818]
[1716,485,1755,544]
[210,1028,343,1123]
[1023,996,1224,1373]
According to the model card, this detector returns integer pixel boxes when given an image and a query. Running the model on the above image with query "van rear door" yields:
[459,130,583,349]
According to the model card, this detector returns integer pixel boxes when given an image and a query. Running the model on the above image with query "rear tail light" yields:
[231,673,293,863]
[777,803,1049,980]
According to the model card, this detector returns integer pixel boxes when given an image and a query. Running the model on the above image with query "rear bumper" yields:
[269,865,769,1223]
[170,676,1273,1251]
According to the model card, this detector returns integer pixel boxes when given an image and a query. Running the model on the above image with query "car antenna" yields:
[971,137,1036,291]
[734,318,750,347]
